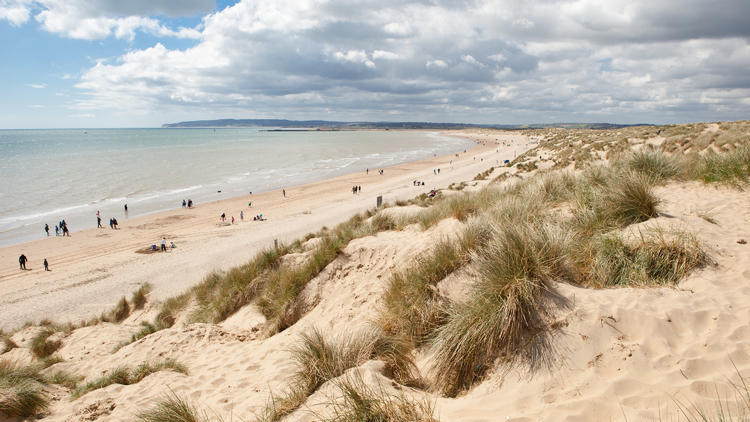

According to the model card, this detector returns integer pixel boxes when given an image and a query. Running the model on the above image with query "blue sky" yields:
[0,0,748,128]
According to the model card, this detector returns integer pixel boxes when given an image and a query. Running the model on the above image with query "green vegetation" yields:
[321,372,437,422]
[73,359,187,399]
[138,392,219,422]
[257,328,416,421]
[131,283,152,310]
[30,328,62,358]
[0,360,48,418]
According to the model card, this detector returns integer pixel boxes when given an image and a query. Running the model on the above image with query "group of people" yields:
[351,185,362,194]
[46,220,70,237]
[413,180,426,186]
[18,253,49,271]
[94,211,119,229]
[433,168,441,175]
[181,199,194,208]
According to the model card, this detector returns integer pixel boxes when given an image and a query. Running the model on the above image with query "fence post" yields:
[376,195,383,208]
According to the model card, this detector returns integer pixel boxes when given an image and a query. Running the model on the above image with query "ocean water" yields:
[0,128,472,246]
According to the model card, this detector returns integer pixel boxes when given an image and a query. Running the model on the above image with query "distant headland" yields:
[162,118,650,130]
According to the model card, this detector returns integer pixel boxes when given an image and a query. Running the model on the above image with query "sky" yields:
[0,0,748,128]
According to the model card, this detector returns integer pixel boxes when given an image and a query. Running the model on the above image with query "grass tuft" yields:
[429,220,573,396]
[0,360,49,418]
[627,149,682,181]
[321,371,438,422]
[30,329,62,359]
[73,359,187,399]
[138,392,218,422]
[132,283,152,310]
[113,296,131,322]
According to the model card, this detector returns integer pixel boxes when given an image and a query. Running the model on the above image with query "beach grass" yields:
[429,220,573,396]
[138,392,217,422]
[320,372,437,422]
[0,360,49,418]
[72,359,187,399]
[257,328,416,421]
[131,283,152,310]
[30,328,62,358]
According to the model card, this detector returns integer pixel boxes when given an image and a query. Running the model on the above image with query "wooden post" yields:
[274,239,278,250]
[376,195,383,208]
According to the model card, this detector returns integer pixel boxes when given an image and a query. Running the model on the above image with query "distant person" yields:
[109,218,114,229]
[124,203,128,213]
[62,223,70,236]
[44,224,49,236]
[43,258,49,271]
[248,201,252,207]
[170,241,176,249]
[188,199,193,208]
[240,211,244,221]
[231,216,235,224]
[161,237,167,252]
[182,199,186,208]
[112,218,118,229]
[55,225,59,236]
[358,185,361,193]
[221,213,226,222]
[282,189,286,197]
[97,216,103,228]
[438,168,440,174]
[19,254,27,270]
[366,168,369,174]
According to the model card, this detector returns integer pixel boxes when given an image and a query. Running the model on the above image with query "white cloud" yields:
[426,59,448,69]
[28,83,46,88]
[0,0,31,26]
[28,104,43,108]
[2,0,209,39]
[373,50,398,60]
[65,0,750,124]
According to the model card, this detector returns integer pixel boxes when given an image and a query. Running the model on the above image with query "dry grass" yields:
[138,392,219,422]
[429,220,574,396]
[72,359,187,399]
[257,328,416,421]
[320,372,438,422]
[0,360,49,418]
[627,149,683,181]
[131,283,152,310]
[582,229,710,288]
[378,221,491,346]
[30,328,62,359]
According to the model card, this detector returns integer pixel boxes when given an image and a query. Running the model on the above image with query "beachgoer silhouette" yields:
[44,224,49,236]
[231,216,235,224]
[97,216,102,228]
[221,213,226,222]
[19,254,27,270]
[182,199,186,208]
[124,204,128,213]
[62,223,70,236]
[43,258,49,271]
[109,218,114,229]
[188,199,193,208]
[112,218,118,229]
[161,237,167,252]
[283,189,286,197]
[240,211,244,221]
[55,225,59,236]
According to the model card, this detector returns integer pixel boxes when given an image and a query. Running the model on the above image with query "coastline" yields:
[0,130,533,330]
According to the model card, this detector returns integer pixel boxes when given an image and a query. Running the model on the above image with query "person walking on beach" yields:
[240,211,244,221]
[182,199,186,208]
[19,254,27,270]
[220,213,226,222]
[43,258,49,271]
[97,216,103,228]
[55,225,59,236]
[231,216,235,224]
[160,237,167,252]
[283,189,286,197]
[124,203,128,213]
[62,222,70,236]
[44,224,49,236]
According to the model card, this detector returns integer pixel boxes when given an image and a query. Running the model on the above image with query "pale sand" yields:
[11,177,749,421]
[0,130,531,330]
[3,127,750,421]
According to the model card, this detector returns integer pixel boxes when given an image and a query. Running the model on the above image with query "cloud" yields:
[28,83,46,88]
[69,0,750,124]
[1,0,211,39]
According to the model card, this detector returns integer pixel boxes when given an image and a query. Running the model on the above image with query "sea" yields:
[0,128,472,247]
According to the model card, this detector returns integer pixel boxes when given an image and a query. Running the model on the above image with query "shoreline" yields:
[0,129,472,248]
[0,130,533,330]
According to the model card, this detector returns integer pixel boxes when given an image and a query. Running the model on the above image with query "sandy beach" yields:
[0,130,533,331]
